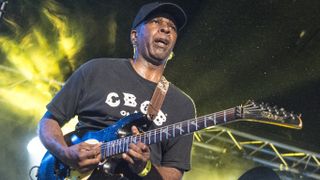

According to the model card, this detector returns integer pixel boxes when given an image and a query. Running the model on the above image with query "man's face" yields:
[133,14,178,65]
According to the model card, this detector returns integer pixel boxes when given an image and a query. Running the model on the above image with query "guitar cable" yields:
[28,165,39,180]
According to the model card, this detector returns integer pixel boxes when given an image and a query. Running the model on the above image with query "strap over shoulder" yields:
[147,76,169,121]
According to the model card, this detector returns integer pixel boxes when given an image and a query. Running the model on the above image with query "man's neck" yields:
[130,58,165,83]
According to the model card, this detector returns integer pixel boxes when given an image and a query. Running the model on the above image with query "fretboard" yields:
[100,107,236,159]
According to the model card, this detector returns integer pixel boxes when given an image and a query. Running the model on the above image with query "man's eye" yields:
[151,19,160,24]
[170,25,177,31]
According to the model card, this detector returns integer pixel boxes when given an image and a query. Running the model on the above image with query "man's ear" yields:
[130,29,137,45]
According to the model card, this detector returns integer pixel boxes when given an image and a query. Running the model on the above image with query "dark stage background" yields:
[0,0,319,179]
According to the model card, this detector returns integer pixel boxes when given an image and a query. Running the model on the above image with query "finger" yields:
[127,148,144,161]
[136,142,149,152]
[131,126,140,135]
[122,153,134,164]
[129,143,142,154]
[79,149,99,160]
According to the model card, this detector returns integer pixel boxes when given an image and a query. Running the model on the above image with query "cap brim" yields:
[150,3,187,31]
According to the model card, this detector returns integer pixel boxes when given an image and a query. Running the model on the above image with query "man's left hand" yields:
[122,126,151,174]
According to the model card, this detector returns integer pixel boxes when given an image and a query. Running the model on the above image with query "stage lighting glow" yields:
[0,0,84,120]
[27,136,47,167]
[27,136,46,155]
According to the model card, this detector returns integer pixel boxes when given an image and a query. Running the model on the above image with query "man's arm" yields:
[154,166,183,180]
[38,111,101,173]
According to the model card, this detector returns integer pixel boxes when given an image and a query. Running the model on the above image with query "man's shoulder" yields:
[77,58,130,75]
[167,83,197,119]
[169,83,195,106]
[82,58,129,68]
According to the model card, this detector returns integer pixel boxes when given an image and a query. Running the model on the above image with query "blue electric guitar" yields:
[37,100,302,179]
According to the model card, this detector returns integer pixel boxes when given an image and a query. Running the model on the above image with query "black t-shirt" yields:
[47,58,196,178]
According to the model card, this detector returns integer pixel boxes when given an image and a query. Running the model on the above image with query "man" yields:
[38,2,196,180]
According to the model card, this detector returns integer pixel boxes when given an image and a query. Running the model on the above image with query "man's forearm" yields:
[154,165,183,180]
[38,113,68,160]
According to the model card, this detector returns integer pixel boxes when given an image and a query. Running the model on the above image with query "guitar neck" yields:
[100,107,238,159]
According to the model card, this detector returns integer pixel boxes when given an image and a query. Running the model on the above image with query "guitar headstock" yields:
[237,100,303,129]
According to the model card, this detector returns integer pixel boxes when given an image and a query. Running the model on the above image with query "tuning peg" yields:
[265,103,270,109]
[290,112,296,120]
[259,103,263,108]
[266,105,271,110]
[280,107,285,112]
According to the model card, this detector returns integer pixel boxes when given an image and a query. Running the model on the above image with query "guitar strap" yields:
[147,76,169,121]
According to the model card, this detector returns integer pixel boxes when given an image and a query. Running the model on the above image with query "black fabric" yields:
[238,166,280,180]
[47,58,196,178]
[131,2,187,31]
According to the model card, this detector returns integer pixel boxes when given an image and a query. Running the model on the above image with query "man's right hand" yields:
[61,142,101,173]
[38,112,102,174]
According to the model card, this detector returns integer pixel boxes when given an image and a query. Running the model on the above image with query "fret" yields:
[122,138,125,153]
[109,142,112,156]
[114,140,117,155]
[103,143,106,158]
[154,129,156,143]
[173,124,175,138]
[111,141,114,156]
[107,142,110,157]
[160,128,162,141]
[224,110,226,123]
[166,126,169,139]
[191,120,198,131]
[121,139,124,153]
[101,146,104,158]
[206,115,213,126]
[133,136,137,144]
[148,131,151,144]
[116,139,119,154]
[175,122,183,135]
[143,133,146,144]
[160,127,168,140]
[214,113,217,125]
[106,143,109,158]
[118,139,122,154]
[125,137,129,152]
[204,116,207,127]
[195,119,198,131]
[187,120,190,133]
[111,142,114,156]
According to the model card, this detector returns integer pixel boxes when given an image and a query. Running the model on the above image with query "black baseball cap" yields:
[132,2,187,31]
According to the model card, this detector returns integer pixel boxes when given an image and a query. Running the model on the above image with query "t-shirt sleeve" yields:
[161,98,196,171]
[46,65,87,126]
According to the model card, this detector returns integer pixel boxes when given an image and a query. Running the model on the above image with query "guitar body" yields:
[37,113,149,180]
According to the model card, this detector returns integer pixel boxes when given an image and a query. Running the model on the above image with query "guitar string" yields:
[100,108,236,158]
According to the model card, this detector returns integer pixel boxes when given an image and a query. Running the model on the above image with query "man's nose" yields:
[159,24,170,34]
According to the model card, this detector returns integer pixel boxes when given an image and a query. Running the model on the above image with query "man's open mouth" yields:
[154,38,169,48]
